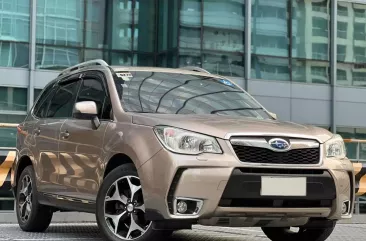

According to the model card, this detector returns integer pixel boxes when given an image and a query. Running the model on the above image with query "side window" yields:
[47,80,81,118]
[76,77,111,120]
[33,84,56,118]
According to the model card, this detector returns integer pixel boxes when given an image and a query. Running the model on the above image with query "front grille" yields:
[232,145,320,165]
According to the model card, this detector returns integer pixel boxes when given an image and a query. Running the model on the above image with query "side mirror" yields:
[73,101,100,129]
[268,111,277,120]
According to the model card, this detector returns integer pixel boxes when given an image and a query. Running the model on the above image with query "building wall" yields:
[0,0,366,158]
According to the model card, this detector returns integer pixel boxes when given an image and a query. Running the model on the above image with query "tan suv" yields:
[13,60,354,241]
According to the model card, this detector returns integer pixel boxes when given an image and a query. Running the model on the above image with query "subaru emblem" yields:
[268,138,290,151]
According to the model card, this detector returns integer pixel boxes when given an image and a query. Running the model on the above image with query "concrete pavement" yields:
[0,223,364,241]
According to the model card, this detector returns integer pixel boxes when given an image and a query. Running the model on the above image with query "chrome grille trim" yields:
[230,137,319,151]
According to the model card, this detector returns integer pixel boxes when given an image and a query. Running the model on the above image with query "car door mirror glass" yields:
[73,101,98,119]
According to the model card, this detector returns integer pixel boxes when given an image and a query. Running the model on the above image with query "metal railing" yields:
[344,138,366,162]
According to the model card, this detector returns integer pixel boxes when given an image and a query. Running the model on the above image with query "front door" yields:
[38,76,82,195]
[58,72,112,201]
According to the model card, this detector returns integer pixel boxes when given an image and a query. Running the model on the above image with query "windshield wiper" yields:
[211,107,263,114]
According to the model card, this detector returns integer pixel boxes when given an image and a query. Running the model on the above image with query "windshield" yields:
[113,71,271,119]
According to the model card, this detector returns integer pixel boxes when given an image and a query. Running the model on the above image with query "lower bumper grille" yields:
[219,198,333,208]
[232,145,320,165]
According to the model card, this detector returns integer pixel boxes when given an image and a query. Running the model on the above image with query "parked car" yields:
[13,60,354,241]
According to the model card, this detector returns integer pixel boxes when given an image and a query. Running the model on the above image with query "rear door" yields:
[58,71,112,200]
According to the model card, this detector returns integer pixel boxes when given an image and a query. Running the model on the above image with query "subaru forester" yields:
[13,59,355,241]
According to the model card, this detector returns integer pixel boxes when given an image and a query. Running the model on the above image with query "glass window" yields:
[179,48,201,67]
[0,0,30,42]
[76,77,110,120]
[0,127,16,147]
[202,0,245,54]
[34,89,43,102]
[252,0,288,58]
[111,0,133,50]
[0,114,25,123]
[252,56,289,81]
[337,2,366,87]
[134,0,156,52]
[111,52,132,66]
[292,59,330,84]
[337,63,366,87]
[180,27,201,50]
[157,53,178,68]
[0,87,27,112]
[158,0,179,52]
[181,0,201,27]
[85,0,107,49]
[0,42,29,68]
[33,85,57,119]
[84,49,109,62]
[203,28,244,53]
[337,22,347,39]
[36,0,84,47]
[47,81,81,118]
[293,0,330,61]
[35,45,81,70]
[133,54,154,67]
[203,53,244,77]
[114,71,270,119]
[337,127,366,160]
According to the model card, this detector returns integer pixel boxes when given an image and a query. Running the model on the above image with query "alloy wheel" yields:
[104,175,151,240]
[18,175,33,223]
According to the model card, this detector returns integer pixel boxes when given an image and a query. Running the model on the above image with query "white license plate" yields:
[260,176,307,196]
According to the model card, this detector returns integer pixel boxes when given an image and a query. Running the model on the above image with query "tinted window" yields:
[114,71,270,119]
[47,80,81,118]
[76,77,111,119]
[33,84,57,118]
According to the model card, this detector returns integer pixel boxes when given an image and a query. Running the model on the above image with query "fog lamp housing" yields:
[173,197,203,216]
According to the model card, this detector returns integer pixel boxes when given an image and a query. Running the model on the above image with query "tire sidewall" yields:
[96,165,155,241]
[15,166,42,228]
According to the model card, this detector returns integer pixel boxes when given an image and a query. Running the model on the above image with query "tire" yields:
[15,165,53,232]
[96,164,172,241]
[261,221,336,241]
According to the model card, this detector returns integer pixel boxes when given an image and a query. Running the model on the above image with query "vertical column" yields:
[330,0,337,133]
[28,0,37,111]
[244,0,251,91]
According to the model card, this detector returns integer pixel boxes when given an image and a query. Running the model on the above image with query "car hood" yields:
[131,113,333,143]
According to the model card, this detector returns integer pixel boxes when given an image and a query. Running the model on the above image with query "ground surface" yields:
[0,223,363,241]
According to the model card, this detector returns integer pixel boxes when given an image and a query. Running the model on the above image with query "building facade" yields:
[1,0,366,212]
[1,0,366,153]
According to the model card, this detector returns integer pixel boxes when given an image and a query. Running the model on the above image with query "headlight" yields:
[325,134,346,158]
[153,126,222,155]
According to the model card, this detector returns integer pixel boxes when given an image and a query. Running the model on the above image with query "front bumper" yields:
[139,139,355,226]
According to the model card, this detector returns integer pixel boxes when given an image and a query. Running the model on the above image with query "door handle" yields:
[34,128,41,136]
[61,131,70,139]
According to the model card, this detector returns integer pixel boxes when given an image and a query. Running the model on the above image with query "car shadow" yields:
[10,225,259,241]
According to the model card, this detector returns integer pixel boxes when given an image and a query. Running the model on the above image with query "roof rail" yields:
[179,66,211,74]
[58,59,109,77]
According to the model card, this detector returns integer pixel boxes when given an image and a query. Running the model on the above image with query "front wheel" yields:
[261,222,336,241]
[96,164,171,241]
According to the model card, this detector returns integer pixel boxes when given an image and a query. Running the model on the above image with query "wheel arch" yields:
[14,155,33,189]
[103,153,135,179]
